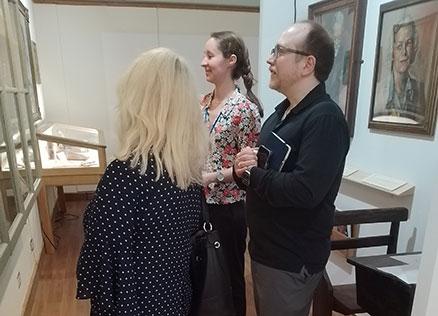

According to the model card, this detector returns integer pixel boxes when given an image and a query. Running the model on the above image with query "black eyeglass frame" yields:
[270,44,311,59]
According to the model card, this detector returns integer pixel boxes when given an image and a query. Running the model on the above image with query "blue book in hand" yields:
[257,132,291,171]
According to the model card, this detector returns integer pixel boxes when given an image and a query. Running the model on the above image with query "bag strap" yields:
[200,189,213,232]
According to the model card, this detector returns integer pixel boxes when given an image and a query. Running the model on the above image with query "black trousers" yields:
[208,201,247,316]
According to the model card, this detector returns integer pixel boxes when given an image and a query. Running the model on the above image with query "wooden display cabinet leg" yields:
[57,186,67,213]
[37,184,56,254]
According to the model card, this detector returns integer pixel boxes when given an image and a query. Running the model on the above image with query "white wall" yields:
[32,4,260,162]
[259,0,438,314]
[257,0,295,116]
[412,169,438,315]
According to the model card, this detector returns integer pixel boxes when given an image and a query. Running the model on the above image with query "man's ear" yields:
[229,54,237,67]
[302,55,316,76]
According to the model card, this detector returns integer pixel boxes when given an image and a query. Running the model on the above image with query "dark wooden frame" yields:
[368,0,438,135]
[309,0,367,137]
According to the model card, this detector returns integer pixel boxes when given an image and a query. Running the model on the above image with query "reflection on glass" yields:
[39,140,100,169]
[12,0,40,120]
[0,0,42,238]
[0,131,19,230]
[0,6,13,87]
[320,8,353,113]
[5,92,31,198]
[41,123,101,146]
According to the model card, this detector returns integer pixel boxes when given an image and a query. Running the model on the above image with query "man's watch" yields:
[216,169,224,182]
[241,167,253,186]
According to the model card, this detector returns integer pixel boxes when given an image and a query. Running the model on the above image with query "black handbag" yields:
[189,194,235,316]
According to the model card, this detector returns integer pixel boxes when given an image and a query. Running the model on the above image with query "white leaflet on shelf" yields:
[361,173,407,191]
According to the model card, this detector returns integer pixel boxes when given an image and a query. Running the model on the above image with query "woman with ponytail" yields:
[200,31,262,316]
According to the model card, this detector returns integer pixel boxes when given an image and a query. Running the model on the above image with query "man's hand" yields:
[234,147,258,178]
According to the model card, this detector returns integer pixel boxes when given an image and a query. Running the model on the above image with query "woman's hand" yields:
[202,172,216,186]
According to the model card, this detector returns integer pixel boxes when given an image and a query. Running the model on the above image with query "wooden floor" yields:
[23,199,258,316]
[24,199,91,316]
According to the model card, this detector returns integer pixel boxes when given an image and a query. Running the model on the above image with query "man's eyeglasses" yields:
[270,44,310,60]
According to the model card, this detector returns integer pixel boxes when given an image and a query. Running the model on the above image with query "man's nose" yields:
[267,55,274,65]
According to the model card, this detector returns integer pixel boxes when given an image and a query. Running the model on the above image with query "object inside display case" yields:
[36,122,106,173]
[0,147,29,228]
[38,140,99,169]
[0,147,35,172]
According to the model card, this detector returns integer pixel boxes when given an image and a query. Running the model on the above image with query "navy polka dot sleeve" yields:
[76,158,202,316]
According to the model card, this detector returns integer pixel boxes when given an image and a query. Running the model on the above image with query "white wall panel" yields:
[33,5,259,159]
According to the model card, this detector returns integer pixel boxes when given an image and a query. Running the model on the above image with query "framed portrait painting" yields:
[309,0,367,136]
[369,0,438,135]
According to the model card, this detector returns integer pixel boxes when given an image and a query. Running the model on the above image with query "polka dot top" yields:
[76,158,202,316]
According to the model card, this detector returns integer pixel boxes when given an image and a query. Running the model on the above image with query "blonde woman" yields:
[76,48,208,316]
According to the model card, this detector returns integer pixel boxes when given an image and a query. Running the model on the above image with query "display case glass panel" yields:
[0,4,13,87]
[1,93,32,198]
[0,0,41,276]
[38,140,100,170]
[9,0,40,120]
[39,123,102,146]
[0,149,19,229]
[36,122,106,177]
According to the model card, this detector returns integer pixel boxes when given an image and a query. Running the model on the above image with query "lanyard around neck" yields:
[205,88,235,134]
[205,109,222,134]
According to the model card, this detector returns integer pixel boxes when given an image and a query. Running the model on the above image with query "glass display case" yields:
[35,122,107,253]
[0,0,41,274]
[36,122,106,178]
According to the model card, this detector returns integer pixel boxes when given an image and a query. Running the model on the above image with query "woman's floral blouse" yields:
[201,88,261,204]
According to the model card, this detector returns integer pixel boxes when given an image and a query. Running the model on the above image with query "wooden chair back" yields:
[312,207,409,316]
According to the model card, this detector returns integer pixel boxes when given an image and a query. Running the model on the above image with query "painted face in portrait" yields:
[392,24,416,74]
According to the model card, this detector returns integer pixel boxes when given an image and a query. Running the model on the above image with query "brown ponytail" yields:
[211,31,264,117]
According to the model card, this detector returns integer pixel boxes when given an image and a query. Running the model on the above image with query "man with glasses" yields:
[233,21,350,316]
